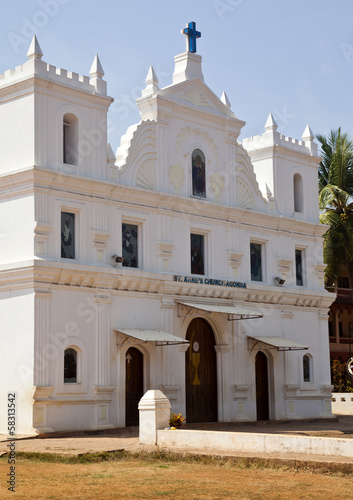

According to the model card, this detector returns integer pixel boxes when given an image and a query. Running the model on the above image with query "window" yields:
[293,174,303,212]
[338,277,349,289]
[64,348,77,383]
[250,242,262,281]
[122,223,138,267]
[61,212,75,259]
[63,113,79,165]
[295,249,303,286]
[192,149,206,198]
[191,233,205,275]
[339,322,343,338]
[303,354,311,382]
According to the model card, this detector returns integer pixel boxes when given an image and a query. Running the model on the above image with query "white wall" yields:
[0,290,35,435]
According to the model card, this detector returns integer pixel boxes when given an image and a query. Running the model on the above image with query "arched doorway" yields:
[255,351,269,420]
[185,318,217,423]
[125,347,143,426]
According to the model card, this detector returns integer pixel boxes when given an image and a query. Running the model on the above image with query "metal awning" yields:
[248,336,309,352]
[177,301,263,320]
[115,329,189,347]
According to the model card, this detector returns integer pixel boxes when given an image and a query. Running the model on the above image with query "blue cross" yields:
[182,22,201,53]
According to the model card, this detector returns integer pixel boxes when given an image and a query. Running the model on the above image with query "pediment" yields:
[157,79,239,120]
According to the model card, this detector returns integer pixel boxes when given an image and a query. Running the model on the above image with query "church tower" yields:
[0,36,112,179]
[243,115,320,223]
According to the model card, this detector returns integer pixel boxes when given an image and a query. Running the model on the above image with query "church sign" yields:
[173,275,247,289]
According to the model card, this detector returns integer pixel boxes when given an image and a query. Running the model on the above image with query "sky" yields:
[1,0,353,153]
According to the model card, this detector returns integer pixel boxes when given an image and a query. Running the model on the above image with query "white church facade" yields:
[0,27,335,434]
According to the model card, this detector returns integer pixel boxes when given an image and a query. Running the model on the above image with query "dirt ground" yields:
[0,458,352,500]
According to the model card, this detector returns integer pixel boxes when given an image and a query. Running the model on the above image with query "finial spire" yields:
[90,54,104,78]
[221,91,231,108]
[27,35,43,61]
[145,65,159,87]
[141,65,160,97]
[264,112,278,132]
[302,124,314,142]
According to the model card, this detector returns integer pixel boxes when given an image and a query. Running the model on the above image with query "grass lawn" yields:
[0,451,352,499]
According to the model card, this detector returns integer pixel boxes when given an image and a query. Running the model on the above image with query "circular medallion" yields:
[347,357,353,377]
[193,341,199,352]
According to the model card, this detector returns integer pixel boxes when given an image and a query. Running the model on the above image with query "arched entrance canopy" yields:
[177,301,263,321]
[248,336,308,353]
[115,329,189,347]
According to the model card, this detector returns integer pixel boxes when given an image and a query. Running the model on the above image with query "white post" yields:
[138,390,171,445]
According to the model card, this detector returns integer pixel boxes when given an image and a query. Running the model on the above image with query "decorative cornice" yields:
[0,167,326,240]
[0,261,335,310]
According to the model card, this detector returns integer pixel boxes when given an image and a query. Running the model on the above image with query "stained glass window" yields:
[295,249,303,286]
[250,242,262,281]
[192,149,206,198]
[61,212,75,259]
[191,233,204,275]
[122,223,138,268]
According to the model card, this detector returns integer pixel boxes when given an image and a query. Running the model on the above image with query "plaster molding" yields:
[0,168,328,240]
[210,173,225,202]
[34,222,52,236]
[214,344,232,354]
[91,230,110,245]
[233,385,251,400]
[33,386,54,400]
[93,385,115,402]
[169,163,184,194]
[176,126,219,165]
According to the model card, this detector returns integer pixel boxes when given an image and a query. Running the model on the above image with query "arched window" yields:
[64,348,77,383]
[192,149,206,198]
[303,354,311,382]
[63,113,79,165]
[293,173,303,212]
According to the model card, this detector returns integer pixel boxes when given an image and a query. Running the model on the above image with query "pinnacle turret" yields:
[141,65,160,97]
[264,113,278,132]
[27,35,43,61]
[221,91,231,108]
[302,124,314,142]
[90,54,104,78]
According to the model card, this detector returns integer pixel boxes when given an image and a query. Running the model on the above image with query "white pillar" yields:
[214,344,232,422]
[139,390,171,445]
[95,293,112,386]
[34,288,51,387]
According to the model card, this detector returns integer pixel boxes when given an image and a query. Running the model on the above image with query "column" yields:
[33,288,52,387]
[282,309,299,419]
[214,344,232,422]
[33,288,54,433]
[95,293,112,386]
[159,298,181,411]
[94,292,115,428]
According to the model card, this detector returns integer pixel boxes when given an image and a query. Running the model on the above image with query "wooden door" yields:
[255,351,269,420]
[186,318,217,423]
[125,347,143,426]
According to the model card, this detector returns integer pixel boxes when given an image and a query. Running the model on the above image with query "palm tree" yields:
[317,128,353,291]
